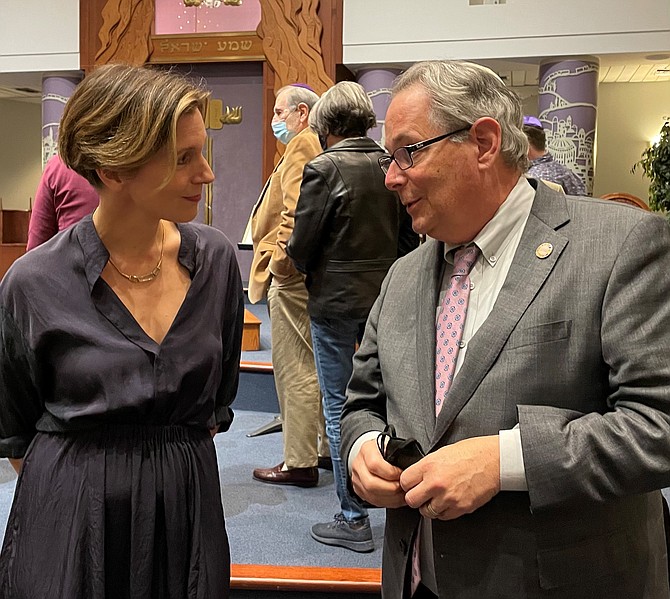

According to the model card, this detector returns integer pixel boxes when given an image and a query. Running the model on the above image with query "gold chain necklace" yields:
[107,222,165,284]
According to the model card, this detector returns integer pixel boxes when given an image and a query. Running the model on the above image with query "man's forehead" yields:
[386,89,435,143]
[274,90,291,109]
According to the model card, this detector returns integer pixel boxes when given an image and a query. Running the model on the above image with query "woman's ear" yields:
[470,117,502,170]
[96,168,125,191]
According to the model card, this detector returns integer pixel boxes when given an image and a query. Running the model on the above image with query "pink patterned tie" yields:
[409,245,479,597]
[435,245,479,416]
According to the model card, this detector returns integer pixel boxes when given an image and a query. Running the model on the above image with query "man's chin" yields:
[409,216,428,236]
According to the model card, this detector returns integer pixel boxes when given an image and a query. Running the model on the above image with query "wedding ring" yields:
[424,503,440,519]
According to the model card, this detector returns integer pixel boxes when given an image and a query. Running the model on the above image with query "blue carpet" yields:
[220,410,385,567]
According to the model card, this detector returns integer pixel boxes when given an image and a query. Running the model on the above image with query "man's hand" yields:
[400,435,500,520]
[351,439,407,508]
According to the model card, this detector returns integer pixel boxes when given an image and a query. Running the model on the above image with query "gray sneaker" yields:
[310,513,374,552]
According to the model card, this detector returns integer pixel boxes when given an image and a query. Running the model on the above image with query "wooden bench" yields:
[242,308,262,351]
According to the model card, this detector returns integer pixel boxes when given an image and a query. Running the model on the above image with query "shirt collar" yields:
[75,215,198,291]
[443,176,535,267]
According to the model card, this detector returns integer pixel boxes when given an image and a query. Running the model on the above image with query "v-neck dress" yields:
[0,215,244,599]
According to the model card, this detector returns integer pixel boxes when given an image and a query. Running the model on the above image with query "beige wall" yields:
[0,100,41,210]
[593,81,670,201]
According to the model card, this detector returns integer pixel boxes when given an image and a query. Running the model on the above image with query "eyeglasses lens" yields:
[394,148,412,170]
[379,148,413,175]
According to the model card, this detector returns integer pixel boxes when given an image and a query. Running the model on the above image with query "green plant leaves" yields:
[632,120,670,218]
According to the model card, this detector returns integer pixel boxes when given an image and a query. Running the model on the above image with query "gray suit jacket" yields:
[341,181,670,598]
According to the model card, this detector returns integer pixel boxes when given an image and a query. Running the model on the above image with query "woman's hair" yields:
[393,60,529,171]
[308,81,376,138]
[59,64,210,188]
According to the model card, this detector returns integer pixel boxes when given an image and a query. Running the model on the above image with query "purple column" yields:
[538,57,599,195]
[42,73,84,168]
[356,68,402,146]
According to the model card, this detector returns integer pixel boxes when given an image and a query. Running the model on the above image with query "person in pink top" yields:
[27,155,99,250]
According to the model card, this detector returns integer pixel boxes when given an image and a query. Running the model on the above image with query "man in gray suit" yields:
[340,60,670,599]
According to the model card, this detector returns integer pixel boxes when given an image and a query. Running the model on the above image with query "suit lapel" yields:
[430,184,571,446]
[416,239,444,443]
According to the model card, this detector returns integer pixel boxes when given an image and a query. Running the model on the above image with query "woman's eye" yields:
[177,153,190,165]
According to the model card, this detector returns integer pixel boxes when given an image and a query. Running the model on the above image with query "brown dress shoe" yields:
[252,462,318,488]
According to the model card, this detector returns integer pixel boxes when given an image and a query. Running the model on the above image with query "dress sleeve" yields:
[0,307,43,457]
[213,254,244,433]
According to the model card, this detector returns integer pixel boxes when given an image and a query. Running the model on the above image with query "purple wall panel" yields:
[357,68,401,146]
[538,58,599,194]
[42,73,82,168]
[174,62,263,282]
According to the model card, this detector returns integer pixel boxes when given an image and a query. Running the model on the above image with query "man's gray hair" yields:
[393,60,529,171]
[309,81,376,138]
[276,84,320,111]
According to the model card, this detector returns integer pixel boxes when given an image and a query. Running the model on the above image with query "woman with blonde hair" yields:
[0,64,243,598]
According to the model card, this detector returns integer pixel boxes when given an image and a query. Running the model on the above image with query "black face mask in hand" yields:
[377,424,425,470]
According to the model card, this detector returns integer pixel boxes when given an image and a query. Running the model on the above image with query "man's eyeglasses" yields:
[378,126,471,175]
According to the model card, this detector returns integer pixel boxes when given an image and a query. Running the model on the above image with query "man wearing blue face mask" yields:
[249,84,328,488]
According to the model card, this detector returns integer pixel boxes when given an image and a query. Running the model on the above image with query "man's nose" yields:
[384,161,405,191]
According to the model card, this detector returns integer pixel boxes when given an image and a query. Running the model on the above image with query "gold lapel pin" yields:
[535,242,553,259]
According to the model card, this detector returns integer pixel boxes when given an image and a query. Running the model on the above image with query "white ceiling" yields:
[0,51,668,103]
[0,71,43,103]
[479,52,670,87]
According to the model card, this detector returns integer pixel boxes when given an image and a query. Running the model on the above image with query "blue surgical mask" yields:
[272,120,296,145]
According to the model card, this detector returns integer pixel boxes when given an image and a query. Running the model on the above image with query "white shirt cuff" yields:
[348,431,381,474]
[499,426,528,491]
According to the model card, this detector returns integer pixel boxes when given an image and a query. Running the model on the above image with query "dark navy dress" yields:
[0,216,244,599]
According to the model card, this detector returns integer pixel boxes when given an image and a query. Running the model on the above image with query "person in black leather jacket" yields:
[287,81,419,552]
